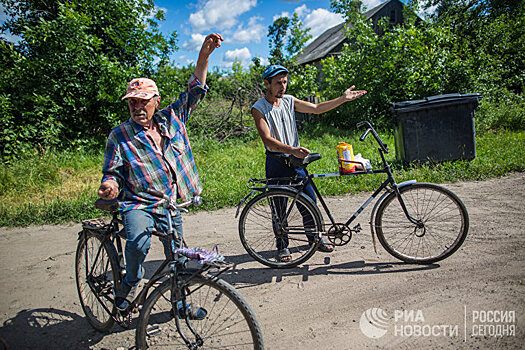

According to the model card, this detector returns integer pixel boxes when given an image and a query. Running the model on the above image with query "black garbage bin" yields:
[392,93,481,163]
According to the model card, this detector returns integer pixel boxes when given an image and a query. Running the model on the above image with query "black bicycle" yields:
[236,121,469,269]
[75,189,264,349]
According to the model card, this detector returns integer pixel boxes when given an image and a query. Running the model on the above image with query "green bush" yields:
[476,90,525,133]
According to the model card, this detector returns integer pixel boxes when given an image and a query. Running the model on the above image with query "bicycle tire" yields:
[375,183,469,264]
[75,230,119,332]
[239,189,322,269]
[136,274,265,350]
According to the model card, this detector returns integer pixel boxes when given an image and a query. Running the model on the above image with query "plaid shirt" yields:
[101,74,206,214]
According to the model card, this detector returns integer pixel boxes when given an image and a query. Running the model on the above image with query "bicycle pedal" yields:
[353,223,362,232]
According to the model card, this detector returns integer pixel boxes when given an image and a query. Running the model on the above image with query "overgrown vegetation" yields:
[1,0,523,226]
[1,127,523,226]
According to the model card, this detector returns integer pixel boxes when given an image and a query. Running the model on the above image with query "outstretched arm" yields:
[294,85,367,114]
[194,33,223,85]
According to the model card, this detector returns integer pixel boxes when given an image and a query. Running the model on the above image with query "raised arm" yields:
[294,85,367,114]
[251,108,311,158]
[194,33,223,85]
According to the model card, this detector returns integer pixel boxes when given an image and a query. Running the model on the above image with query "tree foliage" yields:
[0,0,177,161]
[267,13,312,65]
[311,0,524,129]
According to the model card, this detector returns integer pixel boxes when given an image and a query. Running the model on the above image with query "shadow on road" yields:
[219,252,440,288]
[141,252,439,290]
[0,308,134,349]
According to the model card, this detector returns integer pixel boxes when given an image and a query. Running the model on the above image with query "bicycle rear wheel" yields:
[136,274,264,349]
[375,183,469,264]
[75,230,119,331]
[239,189,322,269]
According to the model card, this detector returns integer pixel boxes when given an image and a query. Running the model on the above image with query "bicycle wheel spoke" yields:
[137,276,263,349]
[239,190,322,268]
[376,184,468,264]
[75,232,118,332]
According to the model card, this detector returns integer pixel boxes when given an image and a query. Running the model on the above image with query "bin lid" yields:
[392,93,481,112]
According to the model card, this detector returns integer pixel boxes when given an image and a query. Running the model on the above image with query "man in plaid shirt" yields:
[98,33,223,311]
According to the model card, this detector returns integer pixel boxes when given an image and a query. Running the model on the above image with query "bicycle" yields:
[75,189,264,349]
[236,121,469,269]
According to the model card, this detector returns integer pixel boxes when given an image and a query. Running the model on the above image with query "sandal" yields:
[316,239,334,253]
[277,248,292,262]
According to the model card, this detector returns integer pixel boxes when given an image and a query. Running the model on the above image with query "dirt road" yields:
[1,173,524,349]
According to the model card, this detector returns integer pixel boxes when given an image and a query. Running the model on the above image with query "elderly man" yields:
[251,64,367,262]
[98,33,223,311]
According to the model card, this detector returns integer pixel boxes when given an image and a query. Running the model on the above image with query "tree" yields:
[419,0,525,95]
[0,0,178,161]
[267,13,312,65]
[286,13,312,58]
[268,16,290,65]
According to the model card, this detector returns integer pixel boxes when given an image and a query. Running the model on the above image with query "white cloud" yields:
[231,16,265,44]
[273,12,290,21]
[294,4,309,18]
[255,57,269,66]
[182,33,206,52]
[303,8,344,42]
[362,0,384,11]
[222,47,252,67]
[189,0,257,31]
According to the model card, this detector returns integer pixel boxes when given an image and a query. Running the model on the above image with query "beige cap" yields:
[121,78,159,100]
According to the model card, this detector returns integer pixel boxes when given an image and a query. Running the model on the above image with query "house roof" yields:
[295,22,347,66]
[363,0,391,18]
[296,0,399,65]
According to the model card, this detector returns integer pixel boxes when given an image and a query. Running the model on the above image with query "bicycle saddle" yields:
[95,198,119,212]
[302,153,322,165]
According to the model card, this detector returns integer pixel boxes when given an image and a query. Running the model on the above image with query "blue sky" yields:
[153,0,393,70]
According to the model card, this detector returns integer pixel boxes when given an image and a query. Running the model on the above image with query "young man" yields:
[251,64,367,262]
[98,33,223,310]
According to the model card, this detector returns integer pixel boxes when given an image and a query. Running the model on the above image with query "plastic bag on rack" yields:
[354,153,372,172]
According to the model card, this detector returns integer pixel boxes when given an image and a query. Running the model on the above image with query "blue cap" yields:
[262,65,289,80]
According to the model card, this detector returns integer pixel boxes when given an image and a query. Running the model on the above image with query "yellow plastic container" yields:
[336,142,356,174]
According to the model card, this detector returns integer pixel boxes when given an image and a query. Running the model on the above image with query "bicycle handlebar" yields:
[146,188,202,209]
[356,121,389,154]
[359,128,371,142]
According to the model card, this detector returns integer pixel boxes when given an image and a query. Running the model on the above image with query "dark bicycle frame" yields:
[237,121,422,240]
[79,197,230,345]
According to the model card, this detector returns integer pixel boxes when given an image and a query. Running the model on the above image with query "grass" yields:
[1,127,524,227]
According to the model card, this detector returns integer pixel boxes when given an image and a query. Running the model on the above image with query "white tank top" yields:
[252,95,299,151]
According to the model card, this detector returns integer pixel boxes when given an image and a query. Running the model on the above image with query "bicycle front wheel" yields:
[75,230,119,331]
[136,274,264,350]
[239,189,322,269]
[375,183,469,264]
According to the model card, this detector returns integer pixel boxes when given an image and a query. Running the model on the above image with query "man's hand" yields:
[98,180,119,200]
[195,33,223,85]
[199,33,224,58]
[343,85,367,101]
[291,146,311,159]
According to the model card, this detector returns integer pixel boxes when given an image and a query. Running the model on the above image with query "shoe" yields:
[176,300,207,320]
[115,282,137,311]
[312,238,334,253]
[276,248,292,262]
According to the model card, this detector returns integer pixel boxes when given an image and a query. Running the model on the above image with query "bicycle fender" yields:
[235,190,259,218]
[369,180,417,253]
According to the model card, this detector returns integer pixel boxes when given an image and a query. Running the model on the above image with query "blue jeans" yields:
[266,155,317,250]
[121,209,183,287]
